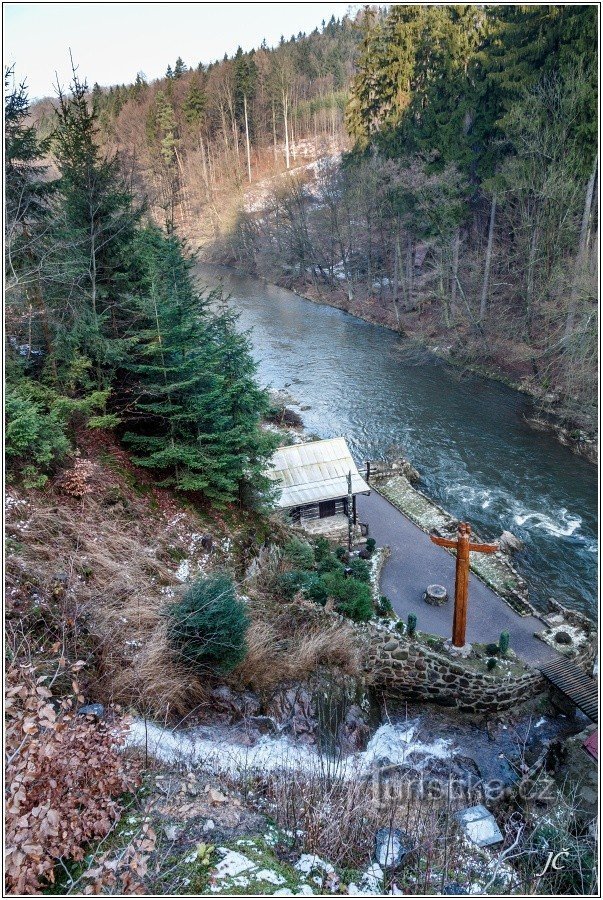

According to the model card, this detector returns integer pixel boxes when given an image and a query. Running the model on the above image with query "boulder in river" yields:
[498,530,523,554]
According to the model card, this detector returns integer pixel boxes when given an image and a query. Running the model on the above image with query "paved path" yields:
[357,490,558,666]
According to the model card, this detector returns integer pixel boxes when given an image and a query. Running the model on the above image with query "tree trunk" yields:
[271,101,278,167]
[282,89,290,170]
[392,229,401,330]
[450,227,460,321]
[479,193,497,322]
[243,94,252,184]
[564,154,597,346]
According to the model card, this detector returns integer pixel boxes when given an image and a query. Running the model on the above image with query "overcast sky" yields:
[4,2,359,99]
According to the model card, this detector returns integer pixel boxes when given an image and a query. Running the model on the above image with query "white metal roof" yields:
[268,437,370,509]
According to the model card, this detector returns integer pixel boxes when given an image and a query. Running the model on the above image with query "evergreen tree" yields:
[45,65,142,392]
[173,56,187,78]
[183,78,206,127]
[121,226,276,505]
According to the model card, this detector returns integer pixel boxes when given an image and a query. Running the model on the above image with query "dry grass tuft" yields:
[230,595,362,691]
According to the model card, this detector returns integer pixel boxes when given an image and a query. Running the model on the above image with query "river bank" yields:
[202,260,597,465]
[196,261,597,618]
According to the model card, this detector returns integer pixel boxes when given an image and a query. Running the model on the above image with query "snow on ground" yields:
[125,718,452,779]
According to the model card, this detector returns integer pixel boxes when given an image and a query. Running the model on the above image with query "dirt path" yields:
[357,490,558,666]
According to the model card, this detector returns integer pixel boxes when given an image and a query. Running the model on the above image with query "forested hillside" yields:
[6,65,275,502]
[24,9,598,439]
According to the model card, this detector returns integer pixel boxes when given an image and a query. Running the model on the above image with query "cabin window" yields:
[319,499,336,518]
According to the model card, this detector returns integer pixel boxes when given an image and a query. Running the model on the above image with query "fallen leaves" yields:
[5,662,141,894]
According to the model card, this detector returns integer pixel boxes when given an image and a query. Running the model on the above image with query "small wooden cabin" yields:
[268,437,370,535]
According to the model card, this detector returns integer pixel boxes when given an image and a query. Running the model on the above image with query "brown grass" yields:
[6,470,363,721]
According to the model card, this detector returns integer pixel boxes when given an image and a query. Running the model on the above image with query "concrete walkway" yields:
[357,490,558,666]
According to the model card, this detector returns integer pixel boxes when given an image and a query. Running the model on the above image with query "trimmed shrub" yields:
[395,620,405,634]
[487,657,497,670]
[167,574,249,674]
[283,537,314,569]
[485,642,499,656]
[499,631,510,655]
[407,613,417,636]
[348,557,371,583]
[365,538,377,556]
[321,572,373,622]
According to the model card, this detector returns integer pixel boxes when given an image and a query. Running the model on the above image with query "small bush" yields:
[376,595,393,616]
[167,574,249,674]
[407,612,417,636]
[304,574,329,606]
[487,657,497,670]
[283,537,314,569]
[313,536,331,562]
[321,572,373,622]
[395,620,405,634]
[365,538,377,556]
[335,545,348,561]
[348,557,371,583]
[499,631,510,655]
[485,642,499,656]
[317,553,346,576]
[278,570,310,599]
[5,385,71,487]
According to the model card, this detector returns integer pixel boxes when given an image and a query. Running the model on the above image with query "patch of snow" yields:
[295,854,334,876]
[176,559,190,582]
[213,848,257,879]
[254,869,286,885]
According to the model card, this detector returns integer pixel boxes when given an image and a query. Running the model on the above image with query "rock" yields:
[424,584,448,606]
[455,804,503,847]
[164,824,181,841]
[77,703,105,719]
[203,819,216,832]
[374,827,411,868]
[555,630,573,645]
[338,704,371,753]
[53,572,69,584]
[210,685,261,722]
[499,531,523,554]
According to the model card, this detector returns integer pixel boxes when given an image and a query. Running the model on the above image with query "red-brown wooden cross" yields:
[430,523,498,648]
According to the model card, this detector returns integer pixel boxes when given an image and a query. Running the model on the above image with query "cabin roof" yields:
[268,437,370,509]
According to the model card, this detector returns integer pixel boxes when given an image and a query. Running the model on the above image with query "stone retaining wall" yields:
[361,624,545,713]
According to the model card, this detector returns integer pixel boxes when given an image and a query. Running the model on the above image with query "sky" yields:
[4,1,359,99]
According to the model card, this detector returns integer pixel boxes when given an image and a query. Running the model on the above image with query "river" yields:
[198,265,598,618]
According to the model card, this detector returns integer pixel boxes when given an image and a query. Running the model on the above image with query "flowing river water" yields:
[198,265,598,618]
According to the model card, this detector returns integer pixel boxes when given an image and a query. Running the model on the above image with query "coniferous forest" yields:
[27,5,597,440]
[4,6,599,896]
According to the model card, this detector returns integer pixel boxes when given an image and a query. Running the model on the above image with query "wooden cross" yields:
[430,523,498,648]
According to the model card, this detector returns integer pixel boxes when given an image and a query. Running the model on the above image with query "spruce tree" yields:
[121,227,276,505]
